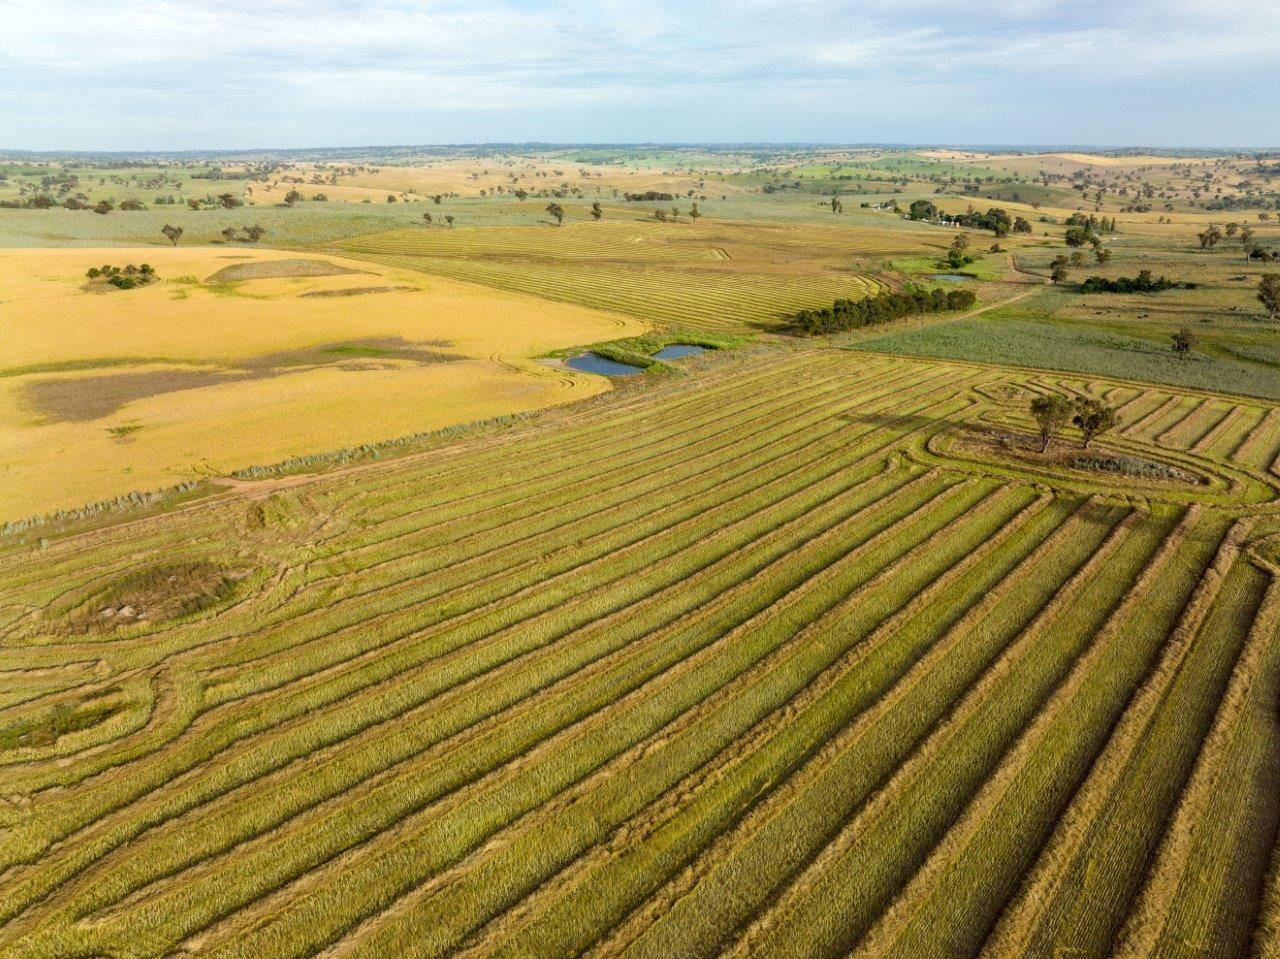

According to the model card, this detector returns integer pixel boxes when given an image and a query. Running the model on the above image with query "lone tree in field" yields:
[283,189,303,207]
[242,224,266,243]
[1030,394,1073,452]
[830,197,842,214]
[1260,275,1280,321]
[1197,224,1223,249]
[1240,226,1255,258]
[1171,327,1196,360]
[444,214,454,228]
[161,224,183,246]
[908,199,937,221]
[545,203,564,226]
[1073,398,1119,449]
[690,202,701,220]
[221,227,238,242]
[590,201,602,221]
[1050,255,1070,284]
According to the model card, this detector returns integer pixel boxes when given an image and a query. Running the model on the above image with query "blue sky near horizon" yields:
[1,0,1276,151]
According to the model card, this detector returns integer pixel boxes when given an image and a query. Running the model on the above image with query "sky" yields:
[1,0,1277,151]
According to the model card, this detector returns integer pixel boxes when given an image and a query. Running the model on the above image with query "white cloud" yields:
[0,0,1276,148]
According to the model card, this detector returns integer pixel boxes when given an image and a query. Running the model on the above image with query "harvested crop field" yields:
[327,220,897,333]
[2,349,1279,958]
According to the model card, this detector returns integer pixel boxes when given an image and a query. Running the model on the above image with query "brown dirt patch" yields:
[204,258,365,283]
[27,368,252,421]
[24,339,464,421]
[300,285,415,298]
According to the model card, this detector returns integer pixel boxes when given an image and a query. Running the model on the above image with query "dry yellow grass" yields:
[246,157,758,205]
[0,247,647,519]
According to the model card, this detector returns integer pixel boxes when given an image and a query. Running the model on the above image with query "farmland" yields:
[327,220,901,333]
[3,142,1280,958]
[0,246,646,517]
[2,345,1280,958]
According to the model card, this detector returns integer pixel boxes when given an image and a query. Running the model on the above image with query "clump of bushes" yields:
[1071,455,1192,481]
[1080,269,1195,294]
[940,207,1012,236]
[623,191,676,201]
[794,287,977,336]
[85,263,158,289]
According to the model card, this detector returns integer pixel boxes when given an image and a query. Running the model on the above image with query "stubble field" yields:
[2,348,1279,959]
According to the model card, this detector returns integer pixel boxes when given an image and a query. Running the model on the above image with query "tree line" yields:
[794,286,977,336]
[1080,270,1195,293]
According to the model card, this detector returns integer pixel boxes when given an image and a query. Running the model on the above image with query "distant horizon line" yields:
[2,141,1278,160]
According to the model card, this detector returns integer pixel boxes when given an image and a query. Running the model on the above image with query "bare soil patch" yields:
[24,338,463,421]
[300,285,414,298]
[28,368,250,421]
[204,258,365,283]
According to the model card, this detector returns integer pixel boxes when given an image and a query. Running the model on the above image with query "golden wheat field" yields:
[0,247,646,518]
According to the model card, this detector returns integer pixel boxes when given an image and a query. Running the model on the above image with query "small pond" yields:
[566,353,645,376]
[928,273,972,283]
[653,344,708,360]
